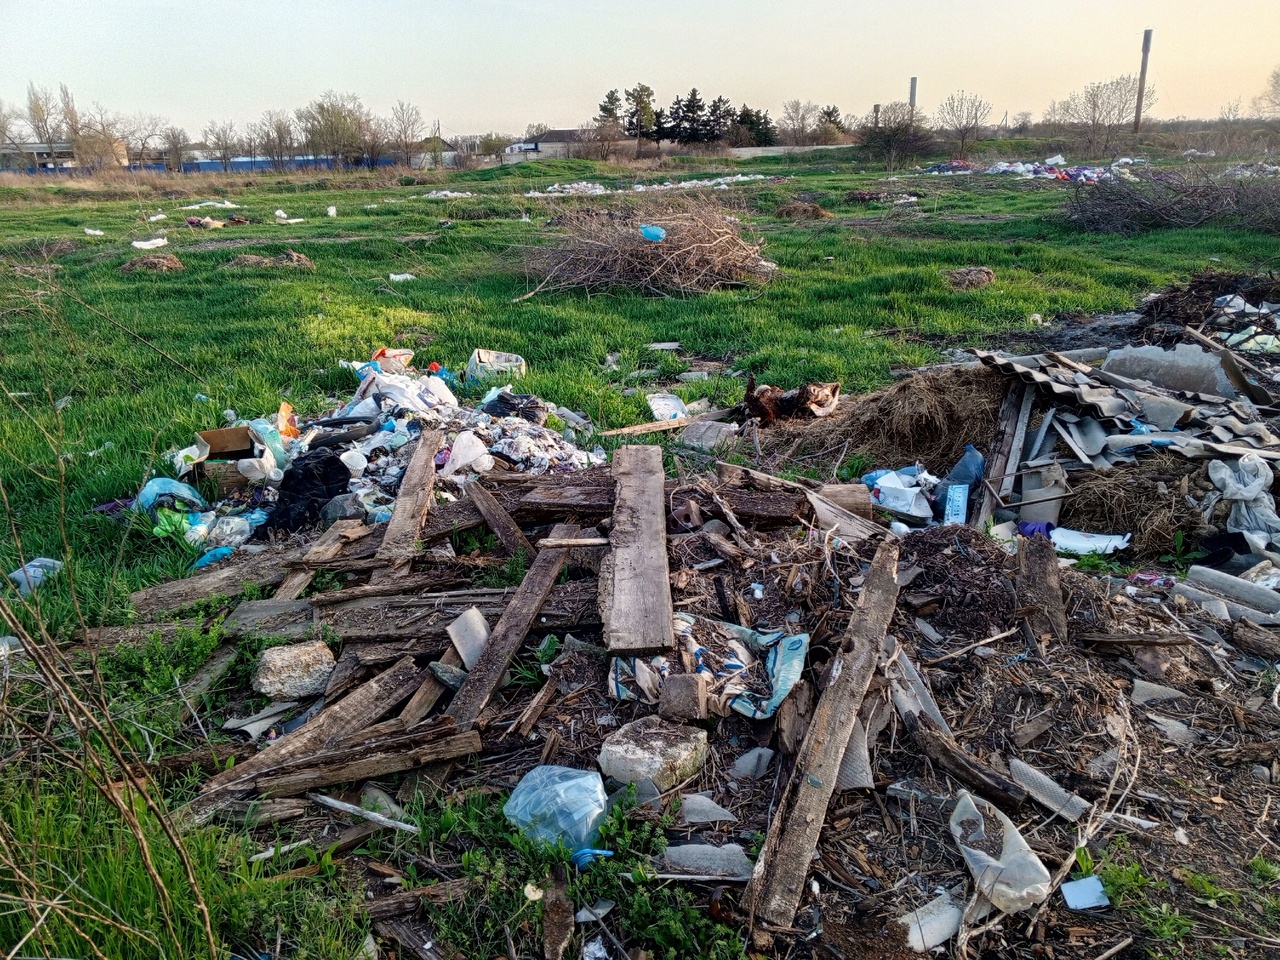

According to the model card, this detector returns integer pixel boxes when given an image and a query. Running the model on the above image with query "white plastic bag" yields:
[949,790,1051,914]
[1208,455,1280,553]
[871,471,933,519]
[441,431,494,477]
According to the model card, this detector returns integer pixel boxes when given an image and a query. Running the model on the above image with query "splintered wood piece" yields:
[180,656,426,825]
[445,524,579,726]
[745,540,901,933]
[365,879,472,920]
[129,546,303,617]
[714,461,884,543]
[600,446,674,653]
[1017,534,1069,650]
[275,519,368,601]
[399,646,463,727]
[374,917,449,960]
[377,430,444,563]
[974,383,1031,529]
[468,481,537,561]
[914,715,1028,810]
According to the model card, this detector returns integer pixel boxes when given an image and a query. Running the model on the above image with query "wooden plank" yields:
[1017,534,1068,651]
[274,519,369,602]
[467,482,537,561]
[601,446,674,654]
[398,646,462,727]
[445,524,579,726]
[598,408,732,437]
[377,430,444,563]
[364,879,472,920]
[973,382,1029,530]
[744,540,901,936]
[256,727,481,796]
[180,656,427,825]
[715,461,885,543]
[129,546,303,618]
[374,918,449,960]
[1000,386,1037,497]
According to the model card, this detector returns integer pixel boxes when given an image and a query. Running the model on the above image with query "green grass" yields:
[2,159,1268,636]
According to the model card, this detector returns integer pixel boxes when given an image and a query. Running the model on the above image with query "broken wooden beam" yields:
[275,519,369,601]
[974,382,1032,529]
[914,715,1028,811]
[467,481,537,561]
[744,539,901,936]
[716,461,885,543]
[129,545,303,618]
[445,523,580,726]
[600,446,674,654]
[597,408,732,437]
[376,430,444,564]
[1016,534,1069,650]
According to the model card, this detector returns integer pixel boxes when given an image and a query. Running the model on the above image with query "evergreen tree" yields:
[623,83,658,157]
[819,104,845,132]
[598,89,623,122]
[704,96,735,143]
[669,88,706,145]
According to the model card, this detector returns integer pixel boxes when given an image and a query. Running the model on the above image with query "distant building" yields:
[0,140,126,172]
[503,129,582,160]
[410,137,460,169]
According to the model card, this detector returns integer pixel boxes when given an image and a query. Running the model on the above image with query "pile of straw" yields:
[518,198,775,300]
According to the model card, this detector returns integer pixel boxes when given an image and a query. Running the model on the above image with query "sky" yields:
[1,0,1276,139]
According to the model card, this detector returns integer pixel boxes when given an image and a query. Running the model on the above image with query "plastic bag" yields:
[1208,455,1280,553]
[249,419,291,471]
[933,444,984,522]
[440,431,494,477]
[137,478,206,523]
[503,765,608,853]
[9,558,63,597]
[949,790,1050,914]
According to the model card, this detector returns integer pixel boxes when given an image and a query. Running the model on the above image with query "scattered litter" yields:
[181,200,240,209]
[1061,874,1110,910]
[147,213,167,222]
[646,393,687,421]
[949,790,1051,914]
[388,273,416,282]
[131,237,168,250]
[84,228,105,235]
[8,558,63,597]
[504,765,608,854]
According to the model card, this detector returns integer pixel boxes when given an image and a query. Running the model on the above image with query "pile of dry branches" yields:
[1066,168,1280,235]
[517,197,775,299]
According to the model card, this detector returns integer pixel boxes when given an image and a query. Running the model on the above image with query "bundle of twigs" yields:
[517,197,775,300]
[1065,168,1280,235]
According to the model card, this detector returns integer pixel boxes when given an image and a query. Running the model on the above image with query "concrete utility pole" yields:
[908,77,917,127]
[1133,28,1153,133]
[873,103,881,128]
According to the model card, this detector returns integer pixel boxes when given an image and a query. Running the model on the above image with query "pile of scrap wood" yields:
[105,429,1280,958]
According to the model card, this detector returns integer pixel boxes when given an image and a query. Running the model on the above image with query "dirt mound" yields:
[225,249,315,270]
[775,202,831,220]
[119,253,184,273]
[945,265,995,289]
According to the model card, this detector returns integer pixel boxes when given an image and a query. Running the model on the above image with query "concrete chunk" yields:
[659,673,709,720]
[252,640,334,699]
[597,715,707,791]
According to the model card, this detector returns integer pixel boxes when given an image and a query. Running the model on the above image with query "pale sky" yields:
[1,0,1276,138]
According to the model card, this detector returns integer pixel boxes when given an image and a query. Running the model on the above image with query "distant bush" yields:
[1066,167,1280,234]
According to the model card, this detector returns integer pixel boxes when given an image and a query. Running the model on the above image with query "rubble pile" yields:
[35,278,1280,958]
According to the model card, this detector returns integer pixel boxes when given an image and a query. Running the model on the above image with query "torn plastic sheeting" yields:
[673,612,808,720]
[1008,758,1091,822]
[1208,455,1280,554]
[646,392,688,421]
[131,237,168,250]
[870,470,935,519]
[949,790,1051,914]
[607,655,669,703]
[1050,528,1131,556]
[503,765,608,854]
[465,348,527,384]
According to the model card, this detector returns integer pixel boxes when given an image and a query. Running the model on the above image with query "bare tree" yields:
[358,113,391,168]
[1057,75,1156,156]
[1256,64,1280,120]
[779,99,818,146]
[295,92,364,167]
[1012,111,1033,135]
[934,90,992,159]
[161,126,189,170]
[58,84,80,144]
[240,123,258,169]
[201,121,238,171]
[525,122,550,141]
[123,112,166,167]
[253,110,296,172]
[856,101,934,170]
[76,102,125,169]
[575,117,623,160]
[25,83,60,144]
[390,100,425,167]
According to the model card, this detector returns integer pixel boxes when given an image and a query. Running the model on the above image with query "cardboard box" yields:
[196,426,254,495]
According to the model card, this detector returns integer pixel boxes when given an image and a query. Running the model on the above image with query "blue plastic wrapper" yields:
[503,765,608,853]
[640,224,667,242]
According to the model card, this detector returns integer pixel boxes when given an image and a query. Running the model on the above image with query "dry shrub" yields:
[1141,268,1280,326]
[518,196,774,299]
[1058,451,1207,561]
[775,202,832,220]
[945,266,995,289]
[1066,168,1280,235]
[225,249,315,270]
[119,253,184,273]
[760,366,1009,472]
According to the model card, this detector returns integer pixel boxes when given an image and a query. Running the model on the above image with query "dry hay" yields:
[224,249,315,270]
[119,253,184,274]
[518,196,774,299]
[1058,451,1208,561]
[1066,168,1280,235]
[774,202,832,220]
[759,365,1009,474]
[12,263,62,278]
[944,265,995,289]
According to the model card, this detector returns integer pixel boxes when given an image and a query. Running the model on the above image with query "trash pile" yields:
[922,156,1137,184]
[120,347,603,571]
[523,174,781,198]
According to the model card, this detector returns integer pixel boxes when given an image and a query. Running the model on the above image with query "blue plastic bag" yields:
[640,224,667,242]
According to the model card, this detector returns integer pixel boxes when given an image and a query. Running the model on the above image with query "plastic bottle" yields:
[932,444,985,522]
[249,418,291,470]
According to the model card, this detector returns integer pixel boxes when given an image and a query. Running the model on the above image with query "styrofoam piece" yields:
[1008,758,1091,821]
[896,889,963,952]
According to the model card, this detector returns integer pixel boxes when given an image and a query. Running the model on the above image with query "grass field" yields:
[1,152,1276,958]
